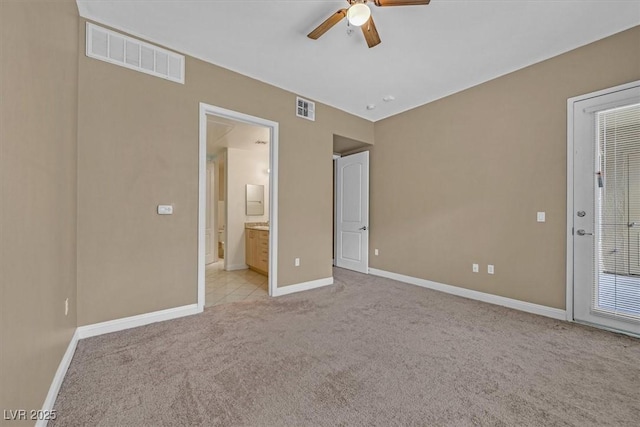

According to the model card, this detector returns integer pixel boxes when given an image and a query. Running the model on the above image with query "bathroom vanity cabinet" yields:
[246,227,269,275]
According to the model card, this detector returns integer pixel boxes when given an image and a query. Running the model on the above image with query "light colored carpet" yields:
[52,268,640,426]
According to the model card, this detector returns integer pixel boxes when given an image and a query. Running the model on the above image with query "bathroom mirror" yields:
[246,184,264,216]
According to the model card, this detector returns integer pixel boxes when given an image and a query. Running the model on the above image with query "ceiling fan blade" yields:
[361,16,381,48]
[307,9,348,39]
[374,0,430,6]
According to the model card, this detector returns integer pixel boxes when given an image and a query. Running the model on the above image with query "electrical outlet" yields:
[65,298,69,316]
[374,249,379,256]
[472,263,479,273]
[537,212,546,222]
[488,264,495,275]
[294,257,300,267]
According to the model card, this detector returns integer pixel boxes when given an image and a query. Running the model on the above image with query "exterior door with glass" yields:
[571,83,640,336]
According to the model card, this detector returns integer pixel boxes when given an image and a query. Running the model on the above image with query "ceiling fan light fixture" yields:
[347,3,371,27]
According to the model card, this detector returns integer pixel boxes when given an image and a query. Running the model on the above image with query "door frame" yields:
[565,80,640,324]
[211,156,219,262]
[198,103,279,311]
[333,153,341,266]
[205,158,217,264]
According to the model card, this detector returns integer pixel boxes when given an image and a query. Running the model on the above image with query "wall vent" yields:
[296,97,315,121]
[86,22,185,84]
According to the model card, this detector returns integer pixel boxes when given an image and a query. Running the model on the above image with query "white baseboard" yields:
[272,276,333,297]
[368,268,566,321]
[77,304,201,339]
[37,329,80,427]
[226,264,248,271]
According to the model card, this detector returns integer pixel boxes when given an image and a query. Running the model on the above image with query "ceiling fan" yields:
[307,0,431,48]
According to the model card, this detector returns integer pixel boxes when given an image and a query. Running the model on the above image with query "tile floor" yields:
[205,260,269,307]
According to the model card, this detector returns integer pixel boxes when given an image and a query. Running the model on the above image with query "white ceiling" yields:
[207,115,270,155]
[77,0,640,122]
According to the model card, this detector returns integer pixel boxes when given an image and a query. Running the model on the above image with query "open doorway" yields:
[198,104,279,310]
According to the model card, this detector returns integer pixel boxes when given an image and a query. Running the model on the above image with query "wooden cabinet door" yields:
[245,229,268,274]
[246,230,257,267]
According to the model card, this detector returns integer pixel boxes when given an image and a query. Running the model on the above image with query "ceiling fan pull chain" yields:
[347,13,356,36]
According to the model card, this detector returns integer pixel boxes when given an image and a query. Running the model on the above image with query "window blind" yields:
[596,102,640,321]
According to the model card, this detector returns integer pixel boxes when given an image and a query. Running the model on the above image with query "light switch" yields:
[158,205,173,215]
[537,212,546,222]
[488,264,495,274]
[472,264,479,273]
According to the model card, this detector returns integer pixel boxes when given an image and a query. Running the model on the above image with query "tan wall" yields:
[0,0,79,421]
[77,20,374,325]
[371,26,640,309]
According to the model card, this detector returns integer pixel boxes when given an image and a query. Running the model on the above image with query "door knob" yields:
[577,229,593,236]
[359,226,367,231]
[629,222,639,228]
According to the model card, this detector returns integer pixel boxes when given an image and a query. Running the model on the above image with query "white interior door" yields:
[336,151,369,273]
[205,161,215,264]
[571,83,640,335]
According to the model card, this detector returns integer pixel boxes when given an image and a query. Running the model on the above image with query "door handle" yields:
[577,229,593,236]
[629,222,639,228]
[359,226,367,231]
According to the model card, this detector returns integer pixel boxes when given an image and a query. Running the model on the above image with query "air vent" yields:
[296,97,315,121]
[86,22,185,84]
